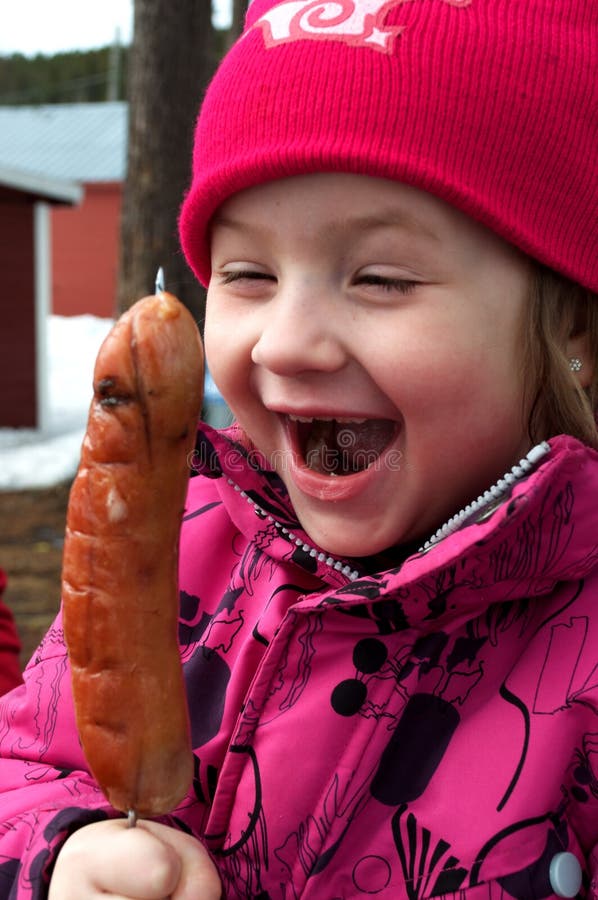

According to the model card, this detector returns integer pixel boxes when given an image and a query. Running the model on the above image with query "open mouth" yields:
[289,415,398,476]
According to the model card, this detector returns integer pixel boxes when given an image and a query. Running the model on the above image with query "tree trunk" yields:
[118,0,217,323]
[227,0,247,48]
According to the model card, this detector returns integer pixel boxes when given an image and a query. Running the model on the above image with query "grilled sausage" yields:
[62,291,203,817]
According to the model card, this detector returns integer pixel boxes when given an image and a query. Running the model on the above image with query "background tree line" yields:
[0,48,130,105]
[0,28,231,107]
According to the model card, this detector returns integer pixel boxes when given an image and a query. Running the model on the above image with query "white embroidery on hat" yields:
[253,0,471,54]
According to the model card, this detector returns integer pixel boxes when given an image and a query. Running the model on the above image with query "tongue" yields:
[304,419,395,475]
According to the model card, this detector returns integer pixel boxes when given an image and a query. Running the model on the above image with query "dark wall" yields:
[0,189,37,427]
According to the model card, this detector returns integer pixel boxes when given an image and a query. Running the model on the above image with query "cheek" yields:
[381,319,525,432]
[204,300,236,396]
[423,303,524,387]
[204,298,257,410]
[204,289,229,348]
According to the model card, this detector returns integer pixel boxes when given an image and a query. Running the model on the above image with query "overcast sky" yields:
[0,0,231,57]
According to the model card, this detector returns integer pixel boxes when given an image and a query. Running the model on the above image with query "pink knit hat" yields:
[179,0,597,292]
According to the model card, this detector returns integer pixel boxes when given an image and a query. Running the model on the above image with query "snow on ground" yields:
[0,315,114,490]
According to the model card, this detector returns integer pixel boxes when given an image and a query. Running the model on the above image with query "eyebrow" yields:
[339,212,441,243]
[211,209,441,243]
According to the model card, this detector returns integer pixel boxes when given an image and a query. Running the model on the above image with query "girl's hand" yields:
[49,818,222,899]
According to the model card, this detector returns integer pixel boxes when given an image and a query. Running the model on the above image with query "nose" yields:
[251,280,348,376]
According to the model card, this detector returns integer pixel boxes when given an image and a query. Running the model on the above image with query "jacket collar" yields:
[192,425,598,626]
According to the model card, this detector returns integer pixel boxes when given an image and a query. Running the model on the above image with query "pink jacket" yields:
[0,425,597,899]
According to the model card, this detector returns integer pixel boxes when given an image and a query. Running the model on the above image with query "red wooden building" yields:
[51,180,122,318]
[0,166,82,428]
[0,104,126,428]
[0,103,127,321]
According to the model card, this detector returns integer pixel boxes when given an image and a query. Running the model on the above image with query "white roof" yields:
[0,102,127,182]
[0,164,82,203]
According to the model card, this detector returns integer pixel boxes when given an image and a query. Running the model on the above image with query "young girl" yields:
[1,1,597,897]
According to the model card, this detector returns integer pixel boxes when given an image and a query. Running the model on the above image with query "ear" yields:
[567,332,594,388]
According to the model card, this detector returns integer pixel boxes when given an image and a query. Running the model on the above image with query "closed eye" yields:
[219,269,276,285]
[355,274,418,295]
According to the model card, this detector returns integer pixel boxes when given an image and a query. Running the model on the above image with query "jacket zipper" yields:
[418,441,551,552]
[226,477,361,581]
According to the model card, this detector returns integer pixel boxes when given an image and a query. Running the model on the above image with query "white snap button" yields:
[549,852,582,898]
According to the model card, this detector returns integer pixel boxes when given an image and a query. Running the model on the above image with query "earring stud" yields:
[569,357,583,373]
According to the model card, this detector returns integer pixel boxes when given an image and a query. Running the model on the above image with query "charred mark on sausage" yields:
[97,377,133,407]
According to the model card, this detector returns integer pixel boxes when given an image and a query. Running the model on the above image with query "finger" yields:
[83,820,182,898]
[138,821,222,900]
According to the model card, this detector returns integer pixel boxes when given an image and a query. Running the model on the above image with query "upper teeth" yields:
[288,415,367,424]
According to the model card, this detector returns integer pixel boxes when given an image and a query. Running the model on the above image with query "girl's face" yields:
[206,173,532,557]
